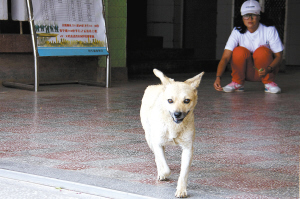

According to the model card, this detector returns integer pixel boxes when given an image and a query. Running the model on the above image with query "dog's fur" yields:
[140,69,204,198]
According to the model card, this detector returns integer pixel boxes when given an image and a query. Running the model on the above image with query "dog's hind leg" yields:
[153,145,171,180]
[175,144,194,198]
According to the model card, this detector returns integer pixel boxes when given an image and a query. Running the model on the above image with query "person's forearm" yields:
[268,51,283,72]
[216,50,232,77]
[216,59,229,77]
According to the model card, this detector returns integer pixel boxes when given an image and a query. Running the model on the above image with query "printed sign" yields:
[32,0,108,56]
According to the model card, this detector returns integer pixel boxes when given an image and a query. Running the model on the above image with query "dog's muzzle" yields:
[170,111,189,124]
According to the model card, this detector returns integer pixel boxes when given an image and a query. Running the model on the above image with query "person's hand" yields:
[258,68,268,78]
[214,77,223,91]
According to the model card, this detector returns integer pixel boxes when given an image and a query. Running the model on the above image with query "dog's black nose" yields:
[174,112,182,118]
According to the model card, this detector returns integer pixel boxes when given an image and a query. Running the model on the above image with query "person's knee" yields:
[232,46,251,60]
[253,46,272,59]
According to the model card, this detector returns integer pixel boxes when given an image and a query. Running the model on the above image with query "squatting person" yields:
[214,0,284,94]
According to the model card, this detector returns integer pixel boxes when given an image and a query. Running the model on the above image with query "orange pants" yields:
[231,46,277,85]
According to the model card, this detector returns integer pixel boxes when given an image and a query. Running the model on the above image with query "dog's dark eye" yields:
[184,99,190,104]
[168,99,173,104]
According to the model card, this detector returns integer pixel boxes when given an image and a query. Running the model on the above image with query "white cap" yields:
[240,0,261,16]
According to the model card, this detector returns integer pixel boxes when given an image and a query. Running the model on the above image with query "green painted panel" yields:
[100,0,127,69]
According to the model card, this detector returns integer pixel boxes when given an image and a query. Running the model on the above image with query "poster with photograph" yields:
[32,0,108,56]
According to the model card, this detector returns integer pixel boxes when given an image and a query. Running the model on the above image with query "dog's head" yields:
[153,69,204,124]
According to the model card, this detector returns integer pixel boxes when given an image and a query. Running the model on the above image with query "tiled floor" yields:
[0,68,299,199]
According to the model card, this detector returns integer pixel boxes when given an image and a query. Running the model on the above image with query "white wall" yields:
[285,0,300,65]
[147,0,183,48]
[216,0,233,60]
[147,0,174,48]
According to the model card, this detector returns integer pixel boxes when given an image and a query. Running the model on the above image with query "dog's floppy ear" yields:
[185,72,204,89]
[153,69,174,85]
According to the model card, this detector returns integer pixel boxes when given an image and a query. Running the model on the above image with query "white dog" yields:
[140,69,204,198]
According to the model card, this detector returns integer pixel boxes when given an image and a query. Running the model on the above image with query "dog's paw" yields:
[175,188,187,198]
[157,171,170,181]
[158,175,168,181]
[157,168,171,181]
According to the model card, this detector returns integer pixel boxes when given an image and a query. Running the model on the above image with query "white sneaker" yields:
[223,82,244,93]
[265,82,281,94]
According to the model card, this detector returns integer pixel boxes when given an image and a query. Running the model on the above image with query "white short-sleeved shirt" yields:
[225,23,284,53]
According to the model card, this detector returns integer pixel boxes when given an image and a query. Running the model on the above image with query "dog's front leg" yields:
[175,145,193,198]
[153,145,171,180]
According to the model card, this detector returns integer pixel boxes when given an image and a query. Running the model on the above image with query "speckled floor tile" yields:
[0,68,299,198]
